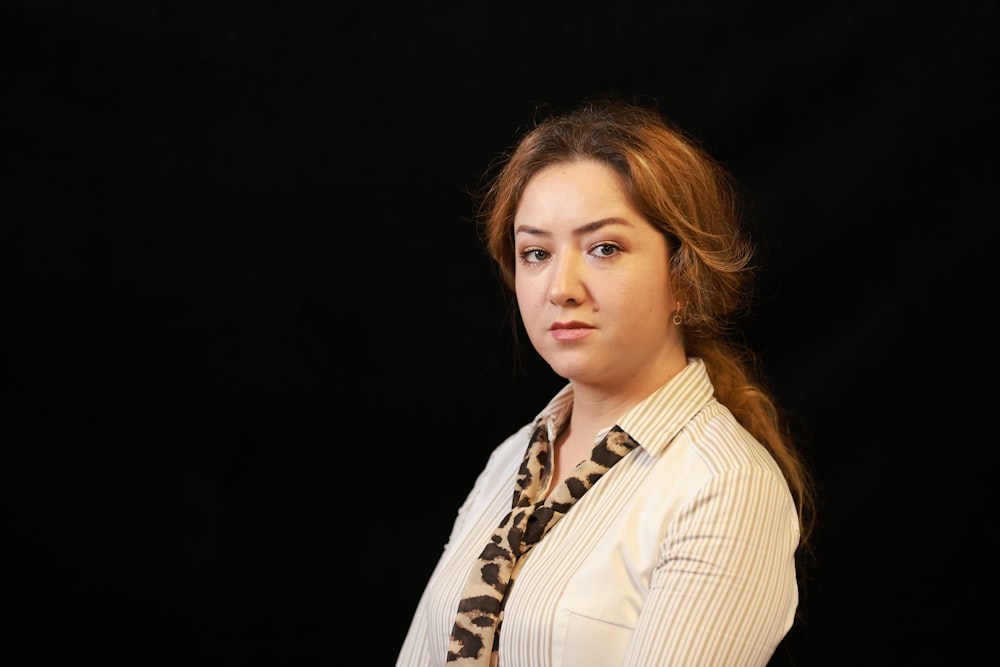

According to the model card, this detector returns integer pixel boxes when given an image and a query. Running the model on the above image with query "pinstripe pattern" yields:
[447,425,638,665]
[397,358,800,667]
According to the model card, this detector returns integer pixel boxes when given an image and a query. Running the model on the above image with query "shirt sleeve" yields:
[623,466,801,667]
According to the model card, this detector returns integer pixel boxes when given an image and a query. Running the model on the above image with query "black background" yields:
[4,1,998,665]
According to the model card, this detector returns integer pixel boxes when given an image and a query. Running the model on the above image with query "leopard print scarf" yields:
[446,423,639,666]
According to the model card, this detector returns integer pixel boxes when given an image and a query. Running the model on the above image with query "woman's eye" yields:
[593,243,620,257]
[519,248,549,263]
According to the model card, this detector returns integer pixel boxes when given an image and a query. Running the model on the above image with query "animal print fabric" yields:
[446,423,639,666]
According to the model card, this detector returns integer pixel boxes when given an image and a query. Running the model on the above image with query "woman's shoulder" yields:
[483,421,536,470]
[449,421,535,528]
[682,400,786,479]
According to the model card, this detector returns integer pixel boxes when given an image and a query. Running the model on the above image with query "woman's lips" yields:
[549,322,594,341]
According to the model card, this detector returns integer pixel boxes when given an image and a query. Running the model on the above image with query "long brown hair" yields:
[476,95,816,556]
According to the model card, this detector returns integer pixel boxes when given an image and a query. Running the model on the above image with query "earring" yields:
[672,302,683,326]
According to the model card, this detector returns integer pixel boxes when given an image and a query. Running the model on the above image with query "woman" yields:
[396,96,816,667]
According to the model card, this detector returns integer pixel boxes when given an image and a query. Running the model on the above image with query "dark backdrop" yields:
[5,1,998,665]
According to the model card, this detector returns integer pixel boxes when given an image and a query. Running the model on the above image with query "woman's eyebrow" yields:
[514,217,631,238]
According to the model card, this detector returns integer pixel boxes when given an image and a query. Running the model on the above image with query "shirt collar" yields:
[532,357,716,455]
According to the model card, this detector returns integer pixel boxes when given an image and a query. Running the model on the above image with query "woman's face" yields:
[513,159,685,392]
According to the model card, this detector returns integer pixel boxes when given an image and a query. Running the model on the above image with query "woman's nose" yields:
[547,253,586,305]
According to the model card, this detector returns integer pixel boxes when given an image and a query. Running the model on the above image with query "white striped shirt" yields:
[397,358,800,666]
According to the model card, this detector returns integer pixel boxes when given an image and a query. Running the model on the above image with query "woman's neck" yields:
[567,353,688,437]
